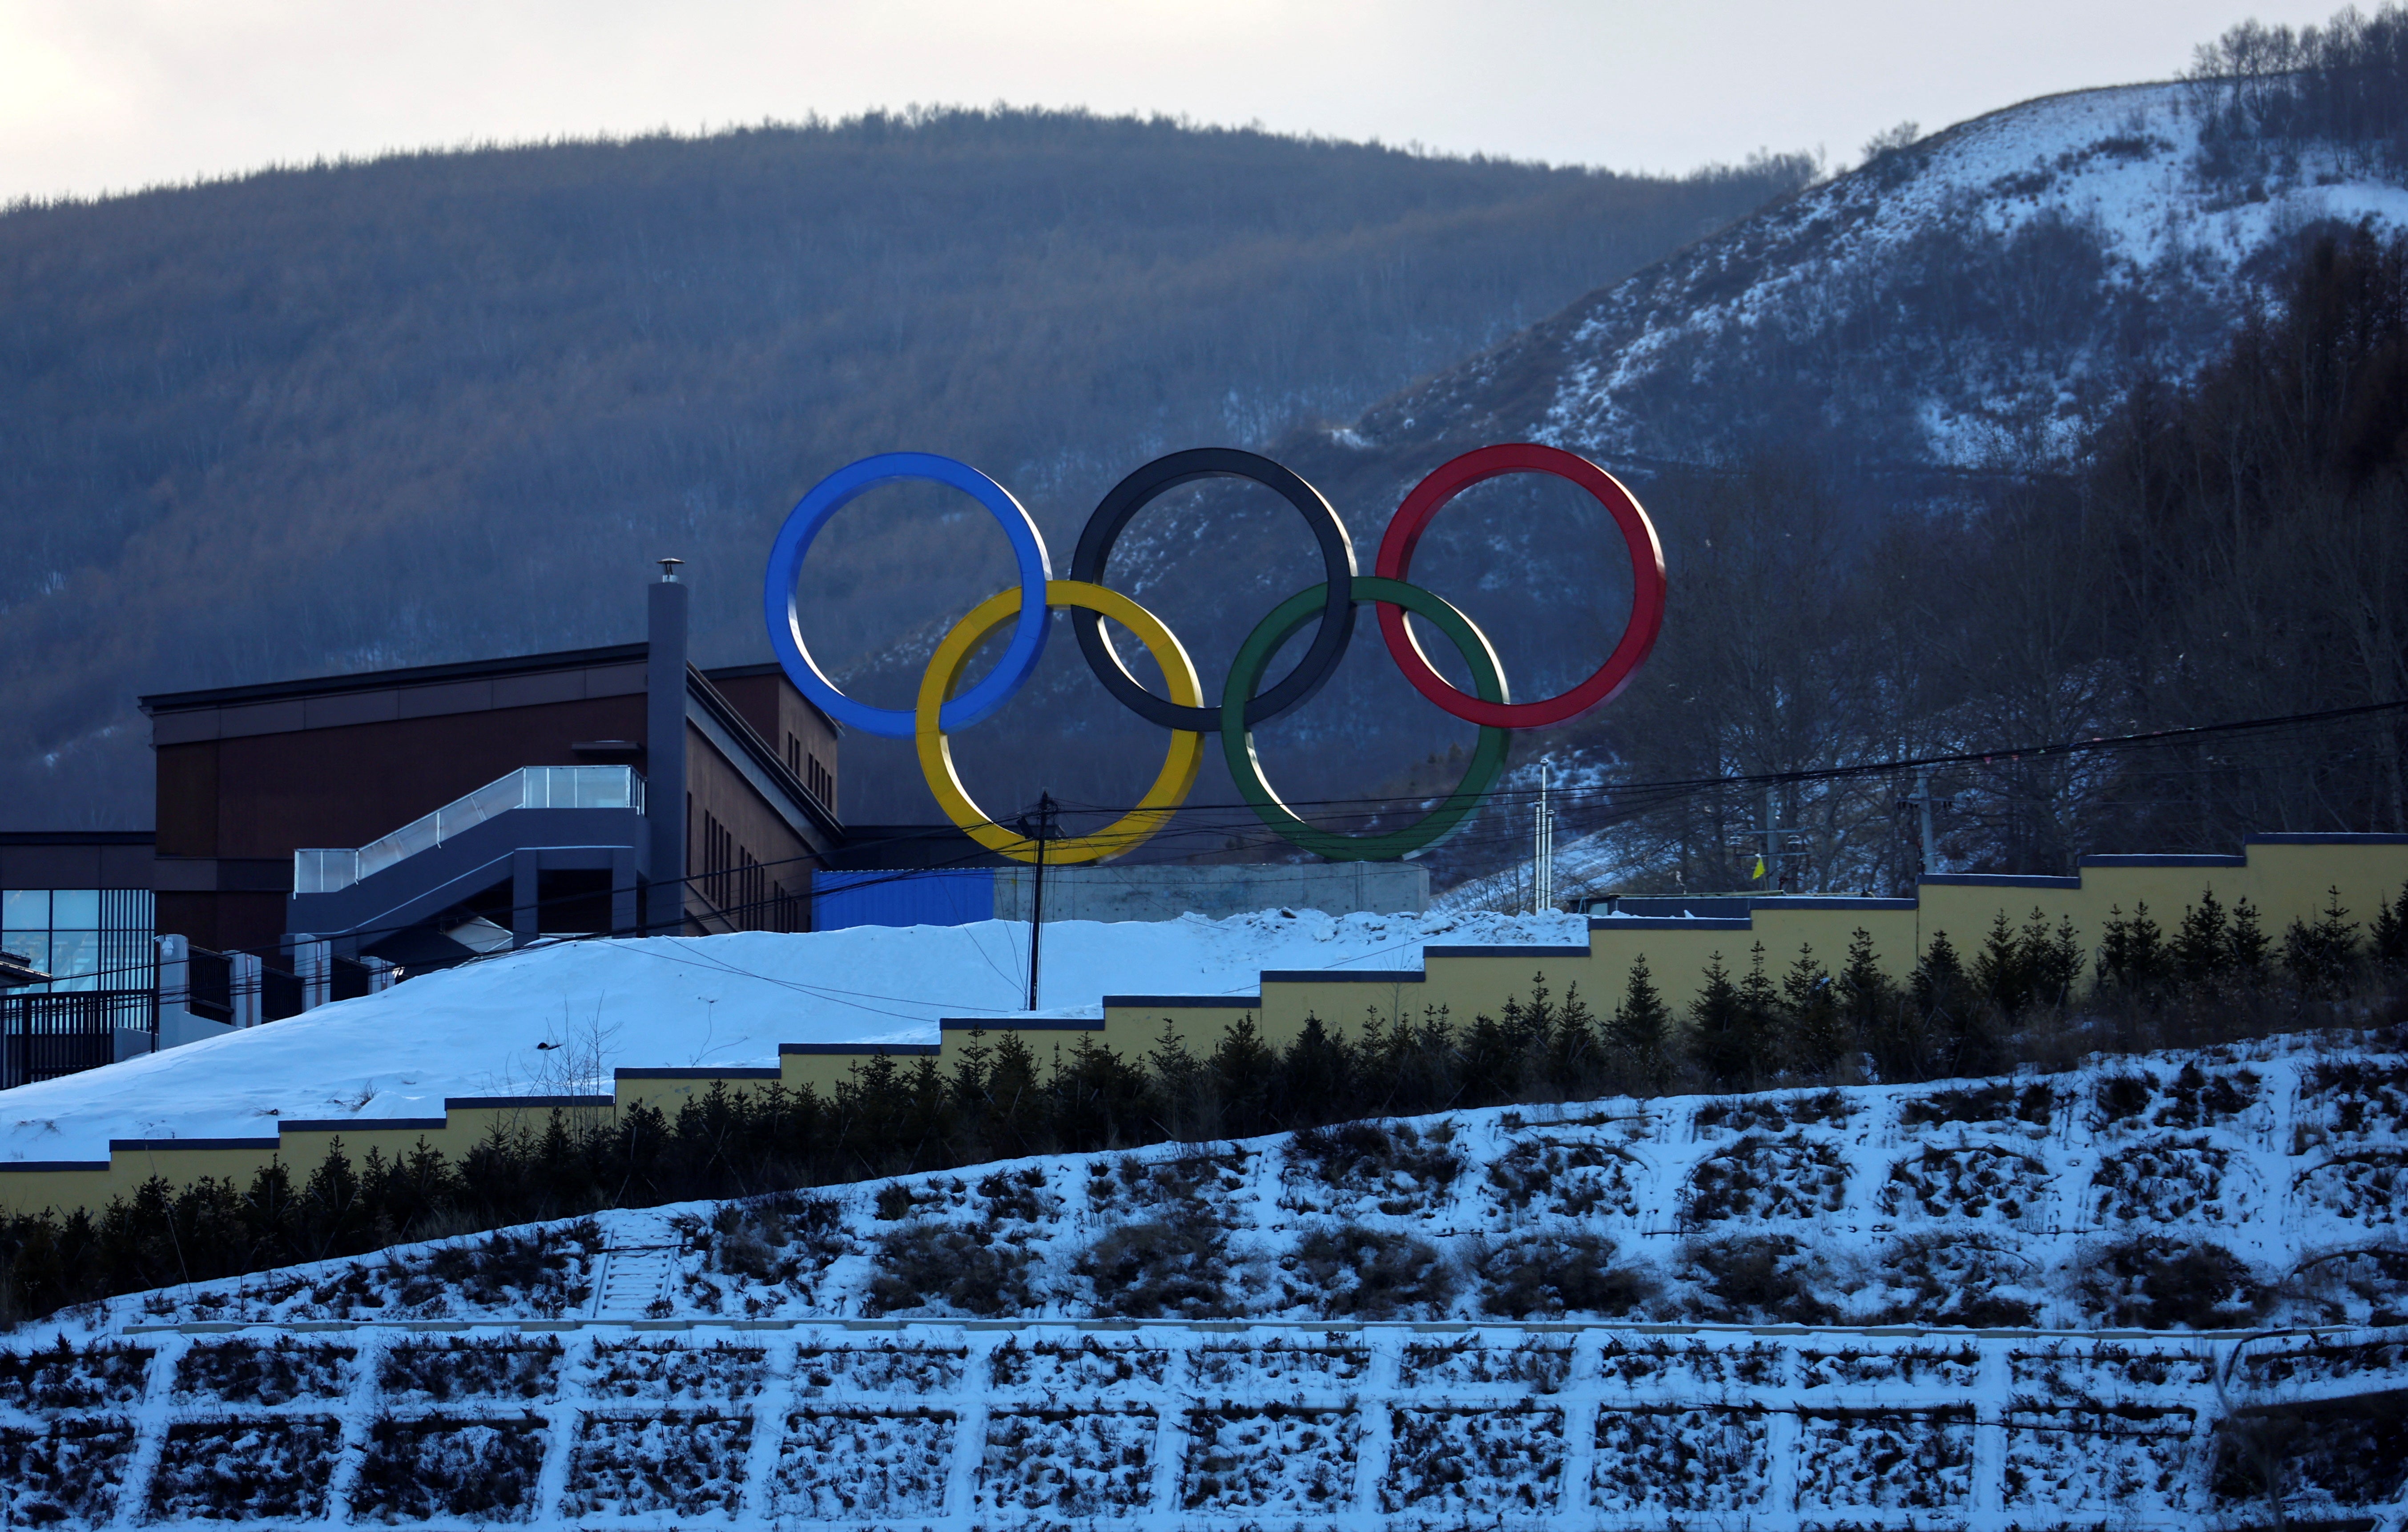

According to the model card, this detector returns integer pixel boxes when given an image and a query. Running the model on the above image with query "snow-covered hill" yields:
[1299,80,2408,487]
[0,911,1580,1165]
[10,1031,2405,1526]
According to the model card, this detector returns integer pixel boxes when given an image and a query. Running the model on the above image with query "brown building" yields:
[140,572,842,965]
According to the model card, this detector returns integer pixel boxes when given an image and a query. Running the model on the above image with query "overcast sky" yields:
[0,0,2352,206]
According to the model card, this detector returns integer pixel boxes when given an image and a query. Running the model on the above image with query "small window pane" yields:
[1,932,48,972]
[48,930,100,977]
[1,889,46,931]
[50,889,100,927]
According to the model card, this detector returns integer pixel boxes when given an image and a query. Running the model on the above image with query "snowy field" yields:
[10,1031,2404,1525]
[8,1316,2399,1529]
[0,910,1581,1165]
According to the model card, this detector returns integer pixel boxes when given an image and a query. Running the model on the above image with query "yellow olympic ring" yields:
[915,579,1205,865]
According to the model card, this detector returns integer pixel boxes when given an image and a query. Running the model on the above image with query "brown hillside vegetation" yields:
[0,108,1811,828]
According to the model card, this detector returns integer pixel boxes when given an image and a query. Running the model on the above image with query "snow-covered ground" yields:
[9,1031,2405,1527]
[0,910,1583,1164]
[1542,80,2408,467]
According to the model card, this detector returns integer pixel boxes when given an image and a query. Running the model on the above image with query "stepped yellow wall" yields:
[2,835,2401,1220]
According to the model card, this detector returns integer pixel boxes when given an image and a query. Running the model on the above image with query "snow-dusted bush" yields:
[351,1413,547,1524]
[1677,1234,1838,1325]
[2076,1235,2268,1329]
[989,1335,1168,1389]
[560,1409,751,1519]
[1281,1118,1463,1218]
[1694,1088,1850,1134]
[148,1415,342,1521]
[1868,1232,2042,1326]
[1180,1404,1357,1511]
[1284,1224,1455,1317]
[1592,1406,1769,1512]
[1401,1335,1573,1391]
[1900,1079,2054,1129]
[1795,1406,1976,1511]
[2297,1149,2408,1225]
[865,1218,1035,1316]
[1073,1217,1232,1318]
[2012,1338,2216,1398]
[1475,1231,1657,1319]
[0,1417,137,1526]
[672,1192,845,1311]
[1382,1405,1564,1513]
[376,1334,562,1403]
[1881,1142,2050,1221]
[172,1336,353,1405]
[584,1337,767,1400]
[1191,1336,1368,1391]
[793,1341,964,1395]
[1482,1136,1641,1218]
[771,1407,954,1520]
[1681,1132,1848,1222]
[0,1336,149,1411]
[2091,1137,2251,1222]
[1799,1341,1980,1388]
[2005,1403,2199,1511]
[975,1408,1156,1517]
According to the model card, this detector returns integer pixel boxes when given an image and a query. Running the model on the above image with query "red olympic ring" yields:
[1373,442,1666,730]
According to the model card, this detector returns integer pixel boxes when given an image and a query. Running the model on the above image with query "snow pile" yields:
[0,909,1582,1164]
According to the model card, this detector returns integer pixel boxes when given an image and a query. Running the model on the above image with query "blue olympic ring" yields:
[763,452,1054,740]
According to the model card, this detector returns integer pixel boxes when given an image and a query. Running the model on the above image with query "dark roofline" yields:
[139,643,648,714]
[700,661,842,738]
[685,665,846,842]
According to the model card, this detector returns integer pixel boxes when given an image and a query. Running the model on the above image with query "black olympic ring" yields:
[1069,448,1357,733]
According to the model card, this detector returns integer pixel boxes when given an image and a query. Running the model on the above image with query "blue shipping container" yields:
[813,869,995,930]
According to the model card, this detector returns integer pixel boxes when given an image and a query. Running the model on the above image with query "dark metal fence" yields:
[260,967,304,1022]
[1,989,158,1091]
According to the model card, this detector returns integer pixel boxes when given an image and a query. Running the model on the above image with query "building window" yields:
[1,888,154,994]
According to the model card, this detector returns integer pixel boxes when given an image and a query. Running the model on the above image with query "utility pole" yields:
[1902,770,1943,875]
[1532,761,1555,914]
[1755,787,1792,891]
[1025,793,1055,1012]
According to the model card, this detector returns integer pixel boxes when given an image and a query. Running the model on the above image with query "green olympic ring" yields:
[1222,577,1512,861]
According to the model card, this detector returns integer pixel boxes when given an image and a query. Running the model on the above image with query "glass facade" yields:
[0,888,153,993]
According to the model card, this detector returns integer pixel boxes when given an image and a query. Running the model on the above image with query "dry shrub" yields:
[350,1413,547,1524]
[2093,1072,2157,1125]
[1679,1234,1838,1325]
[866,1221,1034,1317]
[1899,1080,2053,1128]
[1075,1218,1232,1318]
[1476,1232,1657,1320]
[148,1415,342,1521]
[1287,1120,1462,1214]
[2076,1234,2268,1329]
[1869,1233,2041,1327]
[1285,1224,1456,1318]
[376,1336,562,1403]
[173,1337,354,1405]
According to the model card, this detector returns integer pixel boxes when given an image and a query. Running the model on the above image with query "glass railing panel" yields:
[294,767,645,895]
[291,849,360,895]
[358,810,442,881]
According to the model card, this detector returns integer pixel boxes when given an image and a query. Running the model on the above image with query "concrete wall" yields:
[993,861,1429,922]
[3,834,2401,1222]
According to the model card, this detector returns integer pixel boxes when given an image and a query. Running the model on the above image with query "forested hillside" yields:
[1276,11,2408,900]
[0,109,1809,828]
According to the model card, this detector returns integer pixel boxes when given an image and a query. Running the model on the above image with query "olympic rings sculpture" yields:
[764,442,1666,865]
